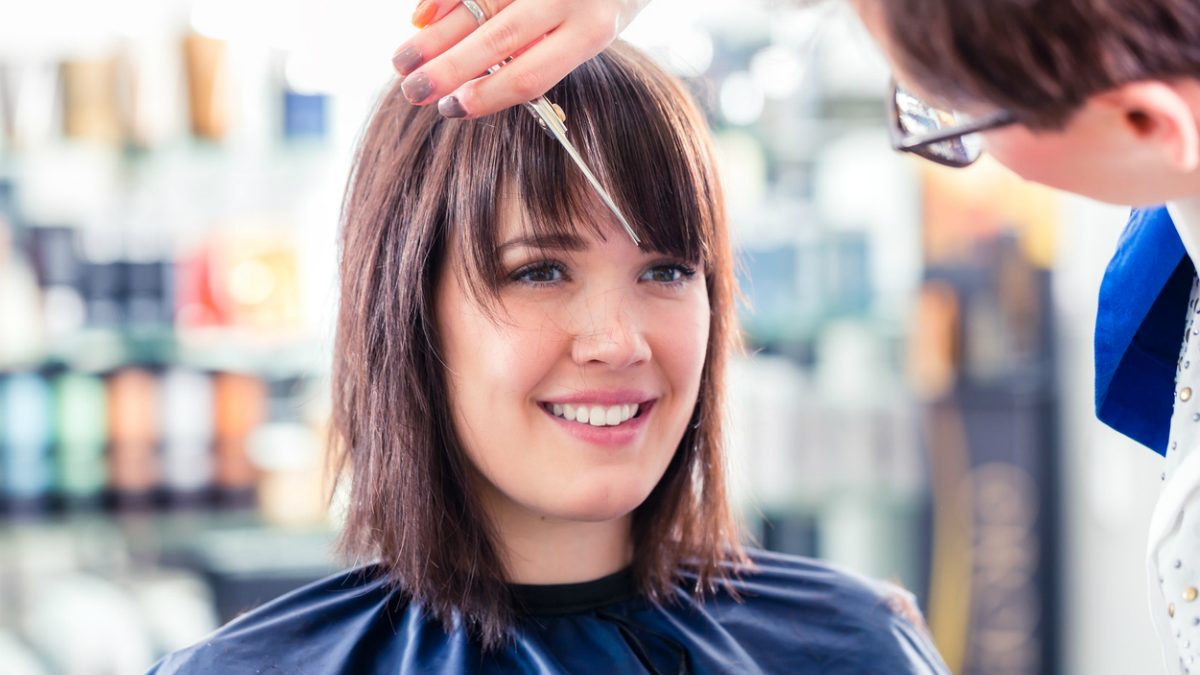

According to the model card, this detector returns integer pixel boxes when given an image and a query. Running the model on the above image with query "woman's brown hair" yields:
[331,42,745,648]
[859,0,1200,129]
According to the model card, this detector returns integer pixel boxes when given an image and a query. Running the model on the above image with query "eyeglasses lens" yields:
[895,88,983,167]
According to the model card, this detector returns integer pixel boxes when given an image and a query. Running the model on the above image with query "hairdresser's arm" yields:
[393,0,650,118]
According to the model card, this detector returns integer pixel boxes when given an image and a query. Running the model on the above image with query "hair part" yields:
[860,0,1200,129]
[331,42,746,649]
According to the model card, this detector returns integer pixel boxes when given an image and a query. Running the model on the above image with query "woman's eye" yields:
[512,262,565,284]
[641,263,696,284]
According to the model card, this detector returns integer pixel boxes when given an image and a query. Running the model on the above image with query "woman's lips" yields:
[543,401,640,426]
[539,400,656,446]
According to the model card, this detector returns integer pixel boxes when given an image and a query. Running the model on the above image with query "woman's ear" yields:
[1097,80,1200,172]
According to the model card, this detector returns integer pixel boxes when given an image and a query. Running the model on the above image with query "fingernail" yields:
[401,73,433,104]
[392,46,423,75]
[438,95,467,118]
[412,0,436,28]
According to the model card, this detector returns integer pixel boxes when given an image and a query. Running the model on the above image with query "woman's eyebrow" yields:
[496,232,587,254]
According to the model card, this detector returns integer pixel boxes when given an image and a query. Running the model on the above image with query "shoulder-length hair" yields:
[332,41,745,647]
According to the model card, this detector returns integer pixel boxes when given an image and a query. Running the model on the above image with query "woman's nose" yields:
[568,290,651,369]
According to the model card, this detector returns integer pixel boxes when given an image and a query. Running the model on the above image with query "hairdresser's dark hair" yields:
[330,42,744,648]
[859,0,1200,128]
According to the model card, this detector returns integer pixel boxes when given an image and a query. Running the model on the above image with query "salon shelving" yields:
[0,0,345,525]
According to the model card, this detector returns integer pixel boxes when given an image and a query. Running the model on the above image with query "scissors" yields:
[459,0,640,246]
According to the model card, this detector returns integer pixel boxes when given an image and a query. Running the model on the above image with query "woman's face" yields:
[436,203,710,527]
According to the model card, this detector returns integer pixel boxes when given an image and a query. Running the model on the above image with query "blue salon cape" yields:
[147,548,948,674]
[1095,206,1193,455]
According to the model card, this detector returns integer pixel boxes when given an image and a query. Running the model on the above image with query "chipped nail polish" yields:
[392,46,423,75]
[438,95,467,118]
[401,73,434,104]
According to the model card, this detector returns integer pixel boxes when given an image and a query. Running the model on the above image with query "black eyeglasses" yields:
[887,80,1018,168]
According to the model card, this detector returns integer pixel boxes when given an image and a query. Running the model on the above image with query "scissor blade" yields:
[472,8,638,245]
[525,99,640,246]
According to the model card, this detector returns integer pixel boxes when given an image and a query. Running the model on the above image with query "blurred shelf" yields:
[0,507,337,569]
[1,326,327,376]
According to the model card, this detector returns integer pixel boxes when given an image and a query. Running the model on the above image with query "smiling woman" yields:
[147,42,950,674]
[337,39,740,643]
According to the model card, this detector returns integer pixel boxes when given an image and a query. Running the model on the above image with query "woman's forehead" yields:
[494,192,621,251]
[481,165,709,263]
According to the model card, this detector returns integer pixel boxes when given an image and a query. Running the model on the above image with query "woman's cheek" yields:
[657,294,711,379]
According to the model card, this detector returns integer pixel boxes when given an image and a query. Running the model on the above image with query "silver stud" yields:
[1175,441,1180,450]
[1193,412,1200,422]
[1178,560,1184,569]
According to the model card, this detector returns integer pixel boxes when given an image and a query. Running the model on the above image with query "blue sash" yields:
[1095,206,1192,455]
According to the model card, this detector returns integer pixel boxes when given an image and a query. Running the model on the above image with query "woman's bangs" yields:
[515,53,716,266]
[438,45,722,321]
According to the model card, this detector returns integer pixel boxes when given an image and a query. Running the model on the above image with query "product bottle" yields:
[54,370,108,508]
[107,367,160,507]
[1,371,54,513]
[0,185,44,366]
[213,371,266,506]
[161,367,214,505]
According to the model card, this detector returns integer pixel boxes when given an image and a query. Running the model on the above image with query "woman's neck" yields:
[486,498,634,585]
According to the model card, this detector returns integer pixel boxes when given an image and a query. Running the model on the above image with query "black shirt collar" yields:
[509,567,636,616]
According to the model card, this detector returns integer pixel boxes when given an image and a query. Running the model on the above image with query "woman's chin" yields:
[534,484,652,523]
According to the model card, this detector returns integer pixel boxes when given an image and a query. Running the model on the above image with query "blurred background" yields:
[0,0,1165,673]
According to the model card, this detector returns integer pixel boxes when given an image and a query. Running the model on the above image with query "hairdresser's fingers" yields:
[434,0,651,118]
[391,0,541,80]
[397,0,567,106]
[436,26,597,120]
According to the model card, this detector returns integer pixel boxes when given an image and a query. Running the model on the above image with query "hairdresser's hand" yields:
[392,0,650,119]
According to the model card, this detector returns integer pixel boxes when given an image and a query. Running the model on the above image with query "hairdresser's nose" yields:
[569,290,651,370]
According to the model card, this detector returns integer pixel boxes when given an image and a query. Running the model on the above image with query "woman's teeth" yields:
[549,403,640,426]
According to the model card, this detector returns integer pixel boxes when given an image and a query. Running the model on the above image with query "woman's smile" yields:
[543,402,640,427]
[537,390,658,446]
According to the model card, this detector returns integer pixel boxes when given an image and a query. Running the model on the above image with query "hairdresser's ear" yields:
[1097,81,1200,172]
